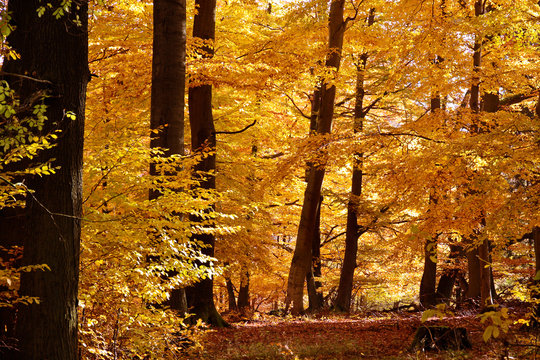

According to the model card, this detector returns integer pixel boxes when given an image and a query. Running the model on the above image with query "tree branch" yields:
[499,90,539,107]
[284,93,310,119]
[376,127,445,143]
[214,119,257,135]
[0,71,53,85]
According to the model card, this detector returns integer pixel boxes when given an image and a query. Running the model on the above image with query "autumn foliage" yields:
[1,0,540,359]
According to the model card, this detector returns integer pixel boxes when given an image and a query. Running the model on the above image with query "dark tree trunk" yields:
[420,236,438,308]
[335,8,373,309]
[479,238,492,307]
[237,271,250,309]
[436,271,456,303]
[478,91,499,308]
[286,0,346,315]
[465,1,494,309]
[186,0,226,327]
[307,196,323,311]
[532,227,540,321]
[466,247,481,299]
[0,1,88,359]
[469,1,483,114]
[419,55,443,308]
[305,72,323,312]
[150,0,186,189]
[225,277,238,311]
[436,245,462,303]
[149,0,187,315]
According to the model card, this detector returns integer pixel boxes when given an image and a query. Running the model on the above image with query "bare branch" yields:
[0,71,53,85]
[214,119,257,135]
[283,93,311,119]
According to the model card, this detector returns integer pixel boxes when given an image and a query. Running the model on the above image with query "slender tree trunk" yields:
[479,238,493,307]
[533,92,540,322]
[334,9,373,309]
[419,84,443,309]
[1,1,88,359]
[478,91,499,308]
[532,227,540,322]
[186,0,226,326]
[465,0,493,309]
[312,196,324,306]
[307,196,323,310]
[149,0,187,315]
[286,0,346,315]
[305,72,323,312]
[419,51,444,308]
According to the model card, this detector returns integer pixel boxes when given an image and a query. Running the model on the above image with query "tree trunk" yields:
[479,238,493,307]
[420,236,438,308]
[286,0,346,315]
[149,0,187,315]
[150,0,186,190]
[478,90,499,308]
[1,1,88,359]
[226,277,238,311]
[532,227,540,322]
[305,70,323,312]
[237,271,250,309]
[465,1,494,309]
[436,245,462,303]
[419,76,443,309]
[307,196,323,311]
[466,247,481,299]
[186,0,226,327]
[334,14,373,309]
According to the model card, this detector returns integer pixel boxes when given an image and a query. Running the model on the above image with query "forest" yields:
[0,0,539,359]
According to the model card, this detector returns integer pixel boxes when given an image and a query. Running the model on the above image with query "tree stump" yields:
[411,326,472,352]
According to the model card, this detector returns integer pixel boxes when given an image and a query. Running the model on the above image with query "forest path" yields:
[188,310,512,359]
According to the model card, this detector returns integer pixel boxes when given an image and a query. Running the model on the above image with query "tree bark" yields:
[237,271,250,309]
[186,0,226,327]
[305,70,323,312]
[436,245,463,303]
[1,1,88,359]
[465,1,494,308]
[334,8,373,309]
[420,235,438,308]
[286,0,346,315]
[150,0,186,191]
[307,196,323,311]
[419,52,443,308]
[532,227,540,321]
[478,91,499,308]
[226,277,238,311]
[466,247,481,299]
[149,0,187,315]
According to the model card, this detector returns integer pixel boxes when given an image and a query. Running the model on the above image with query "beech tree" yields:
[286,0,346,315]
[187,0,226,326]
[149,0,187,313]
[334,8,375,312]
[0,1,88,359]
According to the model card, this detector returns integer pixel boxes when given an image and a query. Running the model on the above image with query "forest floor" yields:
[187,303,540,359]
